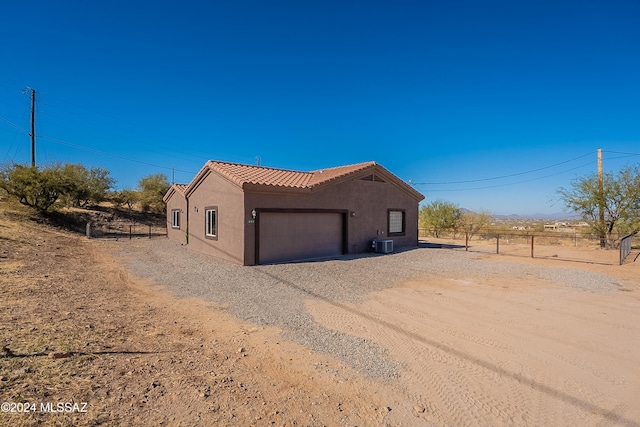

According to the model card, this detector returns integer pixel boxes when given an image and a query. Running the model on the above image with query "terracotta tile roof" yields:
[205,160,376,189]
[163,183,189,202]
[308,161,376,187]
[182,160,423,201]
[173,184,188,195]
[206,161,312,188]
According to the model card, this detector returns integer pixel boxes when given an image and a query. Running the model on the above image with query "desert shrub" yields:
[109,189,138,211]
[419,200,462,238]
[0,163,65,212]
[59,164,114,207]
[0,162,114,213]
[137,173,170,213]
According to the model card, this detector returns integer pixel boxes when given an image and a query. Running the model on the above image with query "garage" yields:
[166,160,423,265]
[257,210,347,264]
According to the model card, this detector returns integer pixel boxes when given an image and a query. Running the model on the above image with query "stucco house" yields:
[164,183,188,243]
[164,160,424,265]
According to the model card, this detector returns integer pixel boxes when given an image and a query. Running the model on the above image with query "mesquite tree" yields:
[558,165,640,245]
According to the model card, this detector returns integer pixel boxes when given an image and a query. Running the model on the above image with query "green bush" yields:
[0,162,114,213]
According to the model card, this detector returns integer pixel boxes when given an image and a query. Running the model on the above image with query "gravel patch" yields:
[102,238,629,380]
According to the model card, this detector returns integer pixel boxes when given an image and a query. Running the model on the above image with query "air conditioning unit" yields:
[375,239,393,254]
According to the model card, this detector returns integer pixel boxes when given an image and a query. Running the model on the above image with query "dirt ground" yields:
[0,207,396,426]
[307,270,640,425]
[2,206,640,426]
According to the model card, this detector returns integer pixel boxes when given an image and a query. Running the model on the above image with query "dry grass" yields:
[0,204,203,425]
[0,206,108,425]
[0,203,391,426]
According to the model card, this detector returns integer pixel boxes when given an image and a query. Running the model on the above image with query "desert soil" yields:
[2,207,640,426]
[0,209,394,426]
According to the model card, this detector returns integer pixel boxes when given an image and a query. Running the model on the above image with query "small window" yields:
[205,207,218,239]
[388,209,405,236]
[171,209,180,229]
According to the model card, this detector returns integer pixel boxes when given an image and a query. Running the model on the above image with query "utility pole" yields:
[29,89,36,167]
[598,148,605,248]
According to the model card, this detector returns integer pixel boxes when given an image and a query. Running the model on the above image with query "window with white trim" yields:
[205,207,217,239]
[171,209,180,228]
[388,209,405,235]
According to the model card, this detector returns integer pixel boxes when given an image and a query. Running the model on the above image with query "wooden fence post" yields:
[129,225,132,240]
[465,232,469,251]
[531,235,534,258]
[86,222,91,239]
[496,234,500,254]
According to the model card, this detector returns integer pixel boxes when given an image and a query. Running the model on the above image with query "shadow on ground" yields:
[419,241,466,250]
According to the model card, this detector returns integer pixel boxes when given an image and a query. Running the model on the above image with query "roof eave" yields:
[369,165,425,201]
[184,163,214,198]
[162,187,176,203]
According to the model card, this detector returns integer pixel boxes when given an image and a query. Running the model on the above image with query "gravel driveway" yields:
[104,238,627,380]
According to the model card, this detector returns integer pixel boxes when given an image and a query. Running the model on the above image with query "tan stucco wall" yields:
[186,173,245,264]
[165,192,188,244]
[243,178,419,265]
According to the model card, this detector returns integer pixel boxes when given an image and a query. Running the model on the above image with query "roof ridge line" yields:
[207,160,314,174]
[311,160,376,173]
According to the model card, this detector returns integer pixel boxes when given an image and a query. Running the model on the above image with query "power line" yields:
[37,92,212,165]
[39,135,198,175]
[38,91,138,125]
[412,152,593,185]
[604,150,640,157]
[604,154,639,161]
[21,91,225,178]
[0,56,28,90]
[0,69,27,107]
[0,86,23,110]
[1,102,32,162]
[0,115,29,134]
[426,161,593,192]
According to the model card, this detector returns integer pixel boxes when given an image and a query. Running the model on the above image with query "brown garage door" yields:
[258,211,345,264]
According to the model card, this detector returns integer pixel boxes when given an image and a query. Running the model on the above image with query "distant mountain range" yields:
[459,208,581,220]
[491,212,581,220]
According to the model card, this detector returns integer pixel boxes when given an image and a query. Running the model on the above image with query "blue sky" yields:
[1,1,639,215]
